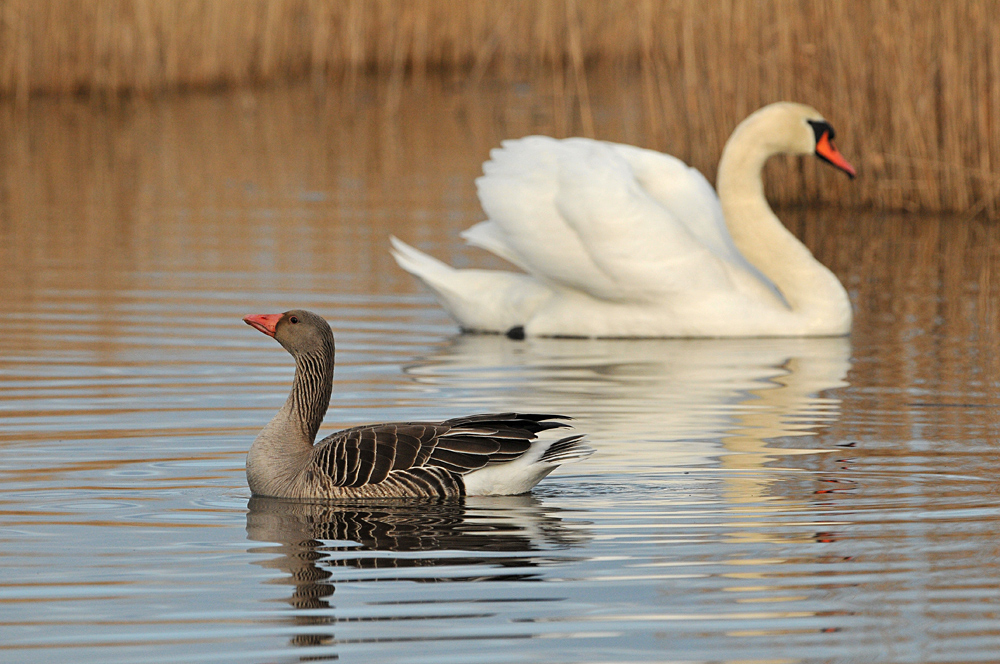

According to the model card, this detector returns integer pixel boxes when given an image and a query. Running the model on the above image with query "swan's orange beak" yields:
[815,131,856,179]
[243,313,282,337]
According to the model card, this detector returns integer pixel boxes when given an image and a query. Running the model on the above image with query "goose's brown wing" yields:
[311,413,570,488]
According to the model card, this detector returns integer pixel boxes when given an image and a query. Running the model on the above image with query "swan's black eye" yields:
[289,316,299,324]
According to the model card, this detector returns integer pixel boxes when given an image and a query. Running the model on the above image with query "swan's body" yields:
[242,310,591,500]
[390,102,856,338]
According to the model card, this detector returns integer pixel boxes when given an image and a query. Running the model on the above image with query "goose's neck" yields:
[716,131,850,331]
[247,342,334,496]
[285,348,335,442]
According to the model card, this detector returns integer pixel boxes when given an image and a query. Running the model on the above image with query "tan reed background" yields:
[1,0,998,213]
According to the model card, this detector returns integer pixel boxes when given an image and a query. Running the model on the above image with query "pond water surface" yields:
[3,78,1000,663]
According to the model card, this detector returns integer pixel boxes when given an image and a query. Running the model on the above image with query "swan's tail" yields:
[389,235,552,334]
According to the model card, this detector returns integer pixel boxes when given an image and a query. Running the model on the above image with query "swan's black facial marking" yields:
[807,119,835,143]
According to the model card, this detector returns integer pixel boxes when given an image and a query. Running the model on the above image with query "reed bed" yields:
[1,0,998,213]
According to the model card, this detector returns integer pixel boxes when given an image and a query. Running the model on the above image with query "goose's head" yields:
[731,102,856,179]
[243,309,334,358]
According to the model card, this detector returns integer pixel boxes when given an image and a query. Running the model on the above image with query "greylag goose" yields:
[243,310,592,499]
[390,102,856,338]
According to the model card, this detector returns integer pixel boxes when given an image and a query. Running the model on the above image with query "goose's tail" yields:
[539,434,593,464]
[462,434,594,496]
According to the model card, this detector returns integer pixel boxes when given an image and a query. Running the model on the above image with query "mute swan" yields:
[243,310,592,499]
[390,102,856,338]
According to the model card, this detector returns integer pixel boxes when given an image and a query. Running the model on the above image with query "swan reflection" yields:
[403,334,850,464]
[246,495,590,650]
[400,333,852,528]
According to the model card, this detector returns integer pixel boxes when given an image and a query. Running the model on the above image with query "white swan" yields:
[390,102,856,338]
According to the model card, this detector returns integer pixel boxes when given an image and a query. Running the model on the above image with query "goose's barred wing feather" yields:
[312,413,570,488]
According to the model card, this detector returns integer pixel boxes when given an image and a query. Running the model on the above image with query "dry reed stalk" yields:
[564,0,594,137]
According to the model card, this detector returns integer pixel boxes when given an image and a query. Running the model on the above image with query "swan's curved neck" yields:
[247,339,334,495]
[716,126,850,332]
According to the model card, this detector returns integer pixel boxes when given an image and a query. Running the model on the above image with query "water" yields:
[3,78,1000,663]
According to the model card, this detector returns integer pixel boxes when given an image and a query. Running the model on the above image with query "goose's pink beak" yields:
[244,313,282,337]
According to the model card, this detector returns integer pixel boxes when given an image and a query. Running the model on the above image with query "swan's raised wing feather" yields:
[554,140,737,298]
[476,137,619,297]
[607,143,746,270]
[460,220,531,271]
[607,143,782,301]
[475,137,742,301]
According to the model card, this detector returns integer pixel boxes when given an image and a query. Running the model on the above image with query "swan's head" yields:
[244,309,334,358]
[734,102,856,178]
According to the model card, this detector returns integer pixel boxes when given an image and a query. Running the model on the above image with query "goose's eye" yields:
[289,316,299,324]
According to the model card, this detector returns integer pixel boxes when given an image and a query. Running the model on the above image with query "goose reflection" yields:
[246,495,590,651]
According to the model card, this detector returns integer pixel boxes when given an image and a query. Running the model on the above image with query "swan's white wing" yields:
[606,143,742,270]
[475,137,738,302]
[475,137,620,298]
[460,220,531,272]
[607,143,783,302]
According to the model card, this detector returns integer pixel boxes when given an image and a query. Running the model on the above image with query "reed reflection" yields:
[246,495,590,651]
